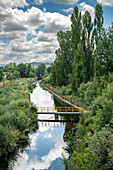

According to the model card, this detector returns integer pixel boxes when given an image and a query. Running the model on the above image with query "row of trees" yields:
[0,62,46,81]
[48,4,113,92]
[45,4,113,169]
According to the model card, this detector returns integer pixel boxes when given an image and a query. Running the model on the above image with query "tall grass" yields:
[0,78,37,158]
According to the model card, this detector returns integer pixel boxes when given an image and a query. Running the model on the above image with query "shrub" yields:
[0,96,9,105]
[88,127,113,169]
[17,99,30,108]
[84,117,94,126]
[28,83,36,91]
[16,113,30,133]
[65,87,72,95]
[78,124,86,139]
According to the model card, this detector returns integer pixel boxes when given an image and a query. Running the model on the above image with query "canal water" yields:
[8,83,78,170]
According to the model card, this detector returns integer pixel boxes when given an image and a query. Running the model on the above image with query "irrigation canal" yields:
[7,82,79,170]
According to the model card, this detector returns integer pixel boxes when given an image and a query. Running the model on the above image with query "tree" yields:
[36,63,46,79]
[25,64,31,78]
[72,42,85,91]
[0,67,3,82]
[92,3,104,45]
[82,11,94,81]
[71,6,82,51]
[94,3,104,35]
[29,71,35,78]
[17,63,26,78]
[94,29,113,77]
[12,70,20,79]
[4,62,16,73]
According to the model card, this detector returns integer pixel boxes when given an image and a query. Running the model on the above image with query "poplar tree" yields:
[82,11,93,81]
[92,3,104,45]
[71,6,82,51]
[72,42,85,91]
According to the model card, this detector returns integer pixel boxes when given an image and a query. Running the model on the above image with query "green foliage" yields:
[17,63,27,78]
[90,82,113,131]
[0,79,37,158]
[28,83,36,91]
[0,67,3,82]
[94,29,113,77]
[42,74,51,84]
[17,99,30,108]
[12,70,20,79]
[56,85,72,96]
[88,127,113,169]
[36,63,46,79]
[72,42,85,92]
[29,71,35,78]
[50,30,74,86]
[0,95,9,105]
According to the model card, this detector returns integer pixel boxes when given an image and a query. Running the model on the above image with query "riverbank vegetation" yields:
[42,3,113,170]
[0,78,38,161]
[0,62,46,82]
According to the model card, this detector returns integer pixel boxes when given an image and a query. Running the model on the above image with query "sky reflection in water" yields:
[12,83,65,170]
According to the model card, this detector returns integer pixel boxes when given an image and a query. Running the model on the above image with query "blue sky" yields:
[0,0,113,64]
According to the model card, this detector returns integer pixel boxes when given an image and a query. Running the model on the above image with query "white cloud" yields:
[63,8,74,13]
[34,0,80,5]
[48,0,80,5]
[0,6,71,63]
[79,2,95,20]
[0,0,28,8]
[12,132,65,170]
[43,133,52,139]
[44,12,71,33]
[97,0,113,7]
[34,0,43,5]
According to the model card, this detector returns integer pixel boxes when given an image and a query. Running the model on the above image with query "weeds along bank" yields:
[41,79,113,169]
[63,81,113,170]
[0,78,37,159]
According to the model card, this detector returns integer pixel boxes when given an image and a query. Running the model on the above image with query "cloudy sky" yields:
[0,0,113,64]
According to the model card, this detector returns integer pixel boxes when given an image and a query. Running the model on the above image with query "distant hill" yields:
[28,61,53,68]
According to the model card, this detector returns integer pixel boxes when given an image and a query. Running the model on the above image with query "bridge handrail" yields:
[37,106,81,113]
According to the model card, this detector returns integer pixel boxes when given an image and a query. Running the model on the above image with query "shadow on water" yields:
[0,125,38,170]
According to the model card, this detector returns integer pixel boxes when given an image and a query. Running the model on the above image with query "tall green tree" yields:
[94,28,113,77]
[55,31,74,85]
[0,67,3,82]
[71,6,82,51]
[17,63,27,78]
[36,63,46,79]
[82,11,94,81]
[50,30,74,86]
[25,64,31,78]
[72,42,85,91]
[92,3,104,45]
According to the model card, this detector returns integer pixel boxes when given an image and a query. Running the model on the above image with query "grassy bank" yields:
[42,78,113,169]
[0,78,37,159]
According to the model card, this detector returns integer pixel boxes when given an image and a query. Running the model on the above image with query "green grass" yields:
[0,78,37,158]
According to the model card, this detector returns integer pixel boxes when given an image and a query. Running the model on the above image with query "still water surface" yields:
[9,83,77,170]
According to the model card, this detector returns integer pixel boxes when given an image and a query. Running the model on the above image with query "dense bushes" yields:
[88,126,113,169]
[0,79,37,158]
[60,74,113,170]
